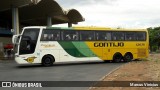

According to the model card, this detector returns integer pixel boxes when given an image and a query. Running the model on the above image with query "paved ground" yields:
[0,60,125,90]
[91,54,160,90]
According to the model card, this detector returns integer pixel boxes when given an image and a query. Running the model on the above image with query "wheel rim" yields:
[126,55,131,60]
[124,54,132,62]
[45,58,51,64]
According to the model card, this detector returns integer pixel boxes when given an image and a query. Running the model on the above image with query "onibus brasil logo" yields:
[1,82,42,87]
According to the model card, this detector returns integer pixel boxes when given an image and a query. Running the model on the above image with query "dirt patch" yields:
[90,53,160,90]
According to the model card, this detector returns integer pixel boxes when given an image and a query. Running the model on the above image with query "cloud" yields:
[57,0,117,7]
[56,0,160,28]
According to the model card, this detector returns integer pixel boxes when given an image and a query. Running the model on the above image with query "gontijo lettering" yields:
[94,42,124,47]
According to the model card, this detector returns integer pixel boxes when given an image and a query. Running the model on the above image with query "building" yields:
[0,0,85,57]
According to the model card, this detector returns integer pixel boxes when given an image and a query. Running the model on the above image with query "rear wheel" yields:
[42,55,54,66]
[123,53,133,62]
[113,53,122,63]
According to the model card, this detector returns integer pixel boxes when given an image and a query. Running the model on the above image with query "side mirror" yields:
[12,35,21,44]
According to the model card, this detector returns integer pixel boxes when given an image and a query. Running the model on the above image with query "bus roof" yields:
[24,26,147,31]
[72,26,147,31]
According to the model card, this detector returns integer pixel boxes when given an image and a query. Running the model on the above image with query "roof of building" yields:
[0,0,85,26]
[0,0,36,11]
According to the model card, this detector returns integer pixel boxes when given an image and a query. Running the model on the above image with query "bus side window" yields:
[73,34,78,40]
[80,31,95,41]
[55,33,60,40]
[43,34,48,41]
[41,29,61,41]
[96,31,111,41]
[112,32,124,41]
[65,34,71,40]
[106,32,111,40]
[136,32,146,41]
[125,32,135,41]
[62,30,79,41]
[47,34,54,40]
[113,36,117,40]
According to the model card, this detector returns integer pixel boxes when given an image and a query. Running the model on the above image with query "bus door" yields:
[19,28,40,63]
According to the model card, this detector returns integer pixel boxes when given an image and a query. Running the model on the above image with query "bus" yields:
[12,26,149,66]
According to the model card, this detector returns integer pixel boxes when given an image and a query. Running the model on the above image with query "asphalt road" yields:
[0,60,125,90]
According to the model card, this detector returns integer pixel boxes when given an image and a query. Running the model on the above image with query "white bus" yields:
[12,26,149,66]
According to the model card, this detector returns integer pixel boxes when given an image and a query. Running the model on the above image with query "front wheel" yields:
[42,55,54,66]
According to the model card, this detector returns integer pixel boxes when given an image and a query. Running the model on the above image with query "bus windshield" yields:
[19,28,40,55]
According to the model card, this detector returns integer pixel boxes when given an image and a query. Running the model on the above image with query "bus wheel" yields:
[42,55,54,66]
[123,53,133,62]
[113,53,122,63]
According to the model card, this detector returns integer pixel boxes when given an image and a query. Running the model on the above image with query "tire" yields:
[113,53,122,63]
[123,53,133,62]
[42,55,54,66]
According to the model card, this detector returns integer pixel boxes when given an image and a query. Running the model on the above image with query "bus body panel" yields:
[85,41,148,60]
[38,41,101,62]
[14,26,149,65]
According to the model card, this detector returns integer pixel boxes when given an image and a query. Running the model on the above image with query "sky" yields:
[55,0,160,29]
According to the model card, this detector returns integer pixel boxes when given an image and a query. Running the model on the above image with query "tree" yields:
[147,27,160,51]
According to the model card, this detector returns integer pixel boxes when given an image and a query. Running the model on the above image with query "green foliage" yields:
[147,27,160,52]
[156,49,160,53]
[152,45,158,52]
